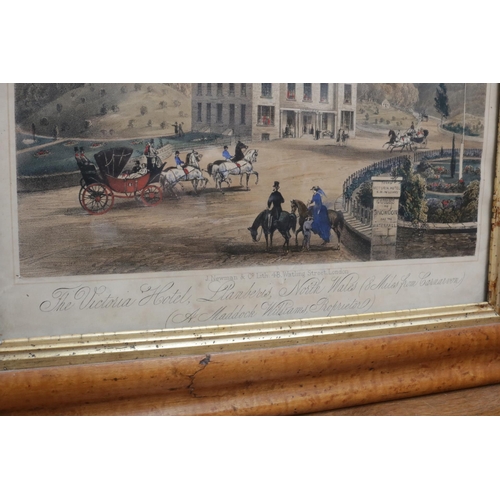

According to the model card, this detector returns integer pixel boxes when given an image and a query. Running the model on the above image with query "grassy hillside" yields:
[18,83,192,139]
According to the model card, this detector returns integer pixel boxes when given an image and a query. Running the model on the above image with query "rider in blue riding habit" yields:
[309,186,330,243]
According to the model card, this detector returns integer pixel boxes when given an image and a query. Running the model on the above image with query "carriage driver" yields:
[267,181,285,229]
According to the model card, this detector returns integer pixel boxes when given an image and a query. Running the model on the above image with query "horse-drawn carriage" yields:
[76,146,164,215]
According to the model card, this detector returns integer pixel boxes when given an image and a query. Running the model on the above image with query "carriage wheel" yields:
[80,183,114,215]
[78,186,86,209]
[140,185,163,206]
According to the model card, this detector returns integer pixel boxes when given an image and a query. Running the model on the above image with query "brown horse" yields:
[290,199,344,250]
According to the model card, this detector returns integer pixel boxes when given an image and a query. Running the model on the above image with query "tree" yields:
[56,103,63,114]
[434,83,450,123]
[450,134,457,178]
[134,84,142,92]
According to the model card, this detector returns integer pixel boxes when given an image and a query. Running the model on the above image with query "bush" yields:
[80,97,86,104]
[365,113,369,120]
[134,84,142,91]
[40,117,49,126]
[56,103,63,113]
[84,119,92,129]
[356,182,373,209]
[100,104,108,115]
[460,180,480,222]
[121,86,127,93]
[160,121,167,129]
[392,157,427,222]
[140,105,148,115]
[128,119,135,128]
[147,120,152,127]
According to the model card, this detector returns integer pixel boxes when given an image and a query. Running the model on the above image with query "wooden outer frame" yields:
[1,91,500,415]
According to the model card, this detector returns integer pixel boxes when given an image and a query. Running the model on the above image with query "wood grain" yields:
[2,323,500,415]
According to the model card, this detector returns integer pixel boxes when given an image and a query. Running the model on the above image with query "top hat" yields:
[273,181,280,189]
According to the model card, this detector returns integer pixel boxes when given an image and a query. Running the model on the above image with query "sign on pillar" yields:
[371,176,403,261]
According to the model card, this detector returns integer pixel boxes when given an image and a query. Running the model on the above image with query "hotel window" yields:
[229,104,235,125]
[229,83,235,96]
[197,102,202,122]
[206,103,212,123]
[241,83,247,97]
[197,83,202,96]
[217,83,223,96]
[257,105,275,126]
[261,83,272,98]
[320,83,329,103]
[217,103,223,123]
[303,83,312,101]
[206,83,212,96]
[287,83,296,100]
[240,104,246,125]
[344,84,352,104]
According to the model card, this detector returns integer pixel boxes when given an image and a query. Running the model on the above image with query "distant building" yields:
[382,99,391,109]
[191,83,357,141]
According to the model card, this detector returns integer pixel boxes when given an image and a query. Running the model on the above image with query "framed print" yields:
[1,82,500,415]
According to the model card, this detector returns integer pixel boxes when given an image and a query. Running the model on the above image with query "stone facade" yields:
[191,83,357,141]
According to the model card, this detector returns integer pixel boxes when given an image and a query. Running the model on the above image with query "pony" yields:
[290,199,344,250]
[159,151,209,198]
[207,149,259,191]
[248,209,296,253]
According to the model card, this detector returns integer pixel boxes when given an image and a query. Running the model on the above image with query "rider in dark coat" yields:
[267,181,285,224]
[233,141,248,163]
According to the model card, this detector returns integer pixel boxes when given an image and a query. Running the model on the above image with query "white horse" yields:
[207,149,259,191]
[159,151,209,197]
[388,135,414,153]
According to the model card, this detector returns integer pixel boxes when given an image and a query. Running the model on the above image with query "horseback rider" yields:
[267,181,285,229]
[222,145,233,161]
[233,141,247,163]
[175,150,189,178]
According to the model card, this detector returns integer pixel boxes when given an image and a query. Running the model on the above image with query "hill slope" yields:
[18,83,192,139]
[415,83,487,120]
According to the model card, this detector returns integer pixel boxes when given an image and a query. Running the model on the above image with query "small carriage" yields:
[410,129,429,148]
[76,146,164,215]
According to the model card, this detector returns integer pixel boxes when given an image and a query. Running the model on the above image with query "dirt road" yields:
[17,123,475,278]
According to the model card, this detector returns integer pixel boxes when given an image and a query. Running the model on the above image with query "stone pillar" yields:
[370,176,402,261]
